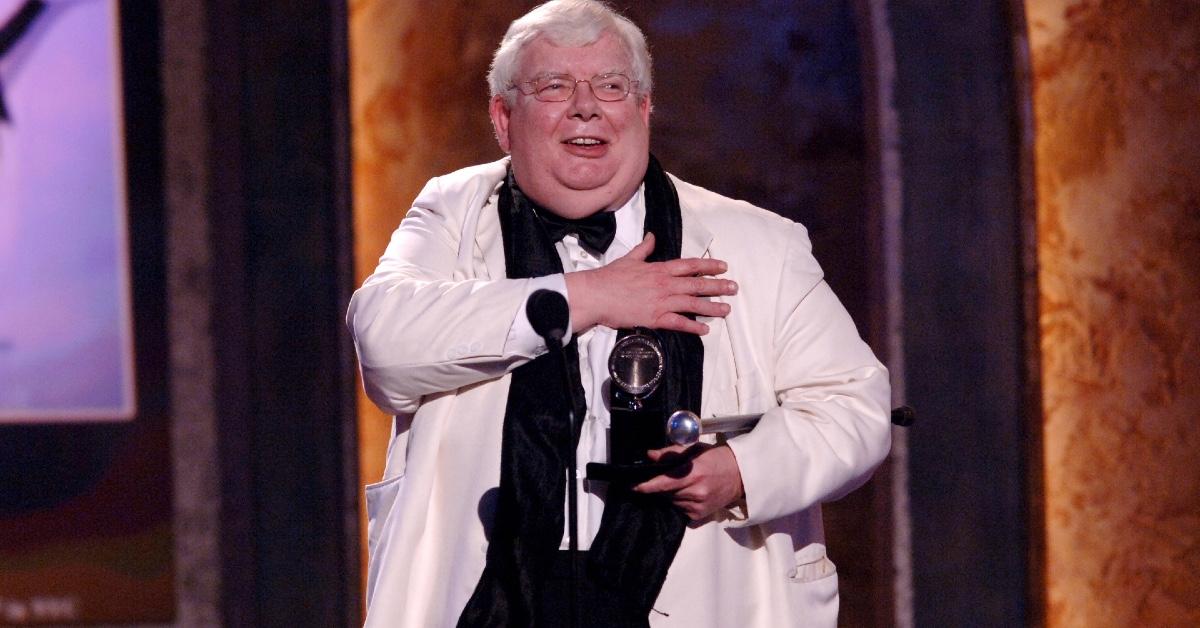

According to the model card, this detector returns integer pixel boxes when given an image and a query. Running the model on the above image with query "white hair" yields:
[488,0,653,105]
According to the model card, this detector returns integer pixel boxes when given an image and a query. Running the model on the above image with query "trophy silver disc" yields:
[608,332,664,397]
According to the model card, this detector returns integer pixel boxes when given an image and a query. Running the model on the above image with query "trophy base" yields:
[585,460,683,485]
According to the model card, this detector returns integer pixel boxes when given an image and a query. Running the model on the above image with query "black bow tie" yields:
[537,208,618,254]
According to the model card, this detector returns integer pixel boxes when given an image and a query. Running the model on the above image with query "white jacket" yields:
[348,159,892,627]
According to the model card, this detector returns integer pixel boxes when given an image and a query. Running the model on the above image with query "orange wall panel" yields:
[1027,1,1200,625]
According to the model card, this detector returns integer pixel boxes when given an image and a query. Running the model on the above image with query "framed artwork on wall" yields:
[0,0,136,423]
[0,1,173,623]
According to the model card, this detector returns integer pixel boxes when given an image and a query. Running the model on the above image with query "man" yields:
[348,1,891,626]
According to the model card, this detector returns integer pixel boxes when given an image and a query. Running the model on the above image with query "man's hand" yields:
[564,233,737,335]
[633,443,745,521]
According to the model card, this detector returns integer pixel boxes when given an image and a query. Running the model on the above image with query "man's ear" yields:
[489,95,512,154]
[639,93,652,126]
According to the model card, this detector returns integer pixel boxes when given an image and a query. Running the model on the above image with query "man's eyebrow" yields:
[526,71,567,80]
[525,69,628,79]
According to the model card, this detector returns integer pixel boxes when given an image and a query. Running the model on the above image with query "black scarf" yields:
[458,156,702,627]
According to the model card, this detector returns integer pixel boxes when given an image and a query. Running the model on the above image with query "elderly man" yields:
[348,1,891,626]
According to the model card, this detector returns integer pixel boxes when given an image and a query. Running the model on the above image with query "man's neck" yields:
[513,172,640,220]
[529,188,636,219]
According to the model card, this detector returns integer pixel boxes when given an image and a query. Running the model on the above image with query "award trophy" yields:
[585,329,681,484]
[585,323,920,484]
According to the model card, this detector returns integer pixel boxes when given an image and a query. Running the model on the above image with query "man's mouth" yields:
[564,137,606,146]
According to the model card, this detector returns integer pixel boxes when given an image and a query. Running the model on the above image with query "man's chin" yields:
[555,168,618,194]
[527,181,633,218]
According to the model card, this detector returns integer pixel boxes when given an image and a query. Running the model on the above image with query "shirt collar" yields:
[609,184,645,258]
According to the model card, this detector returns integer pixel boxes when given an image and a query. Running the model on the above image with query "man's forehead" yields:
[519,33,632,74]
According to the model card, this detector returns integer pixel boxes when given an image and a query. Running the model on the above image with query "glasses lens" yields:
[533,75,574,102]
[591,74,630,101]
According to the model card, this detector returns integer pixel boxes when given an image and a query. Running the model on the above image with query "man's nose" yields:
[568,80,602,119]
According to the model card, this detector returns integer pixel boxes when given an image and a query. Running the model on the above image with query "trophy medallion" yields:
[608,330,664,408]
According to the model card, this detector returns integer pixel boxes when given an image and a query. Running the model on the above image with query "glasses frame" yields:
[509,72,640,103]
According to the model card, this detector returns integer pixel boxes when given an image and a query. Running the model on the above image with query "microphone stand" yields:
[544,335,581,628]
[528,289,581,628]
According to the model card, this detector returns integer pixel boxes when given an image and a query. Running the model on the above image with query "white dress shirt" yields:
[502,187,645,550]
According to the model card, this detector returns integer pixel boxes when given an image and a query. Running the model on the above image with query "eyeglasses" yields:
[509,73,638,102]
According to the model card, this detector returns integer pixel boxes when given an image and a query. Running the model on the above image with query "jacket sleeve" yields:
[346,175,546,415]
[725,222,892,526]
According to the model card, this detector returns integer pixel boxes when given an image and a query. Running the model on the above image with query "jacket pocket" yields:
[788,554,836,583]
[365,473,407,559]
[785,543,839,625]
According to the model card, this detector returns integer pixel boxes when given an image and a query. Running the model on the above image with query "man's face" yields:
[489,32,651,219]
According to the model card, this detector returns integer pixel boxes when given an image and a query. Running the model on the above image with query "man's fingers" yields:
[666,257,727,277]
[646,444,690,462]
[587,241,735,334]
[670,276,737,297]
[672,485,713,505]
[633,472,690,494]
[661,295,731,319]
[655,313,709,335]
[694,299,732,318]
[635,444,702,492]
[633,444,742,522]
[623,232,656,262]
[683,276,735,295]
[636,476,716,522]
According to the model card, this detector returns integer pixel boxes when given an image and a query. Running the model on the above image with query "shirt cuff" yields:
[504,274,573,358]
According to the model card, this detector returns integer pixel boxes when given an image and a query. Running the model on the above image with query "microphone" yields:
[527,288,570,344]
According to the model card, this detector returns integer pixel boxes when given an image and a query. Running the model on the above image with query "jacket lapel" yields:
[680,210,714,260]
[674,175,714,260]
[462,159,509,279]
